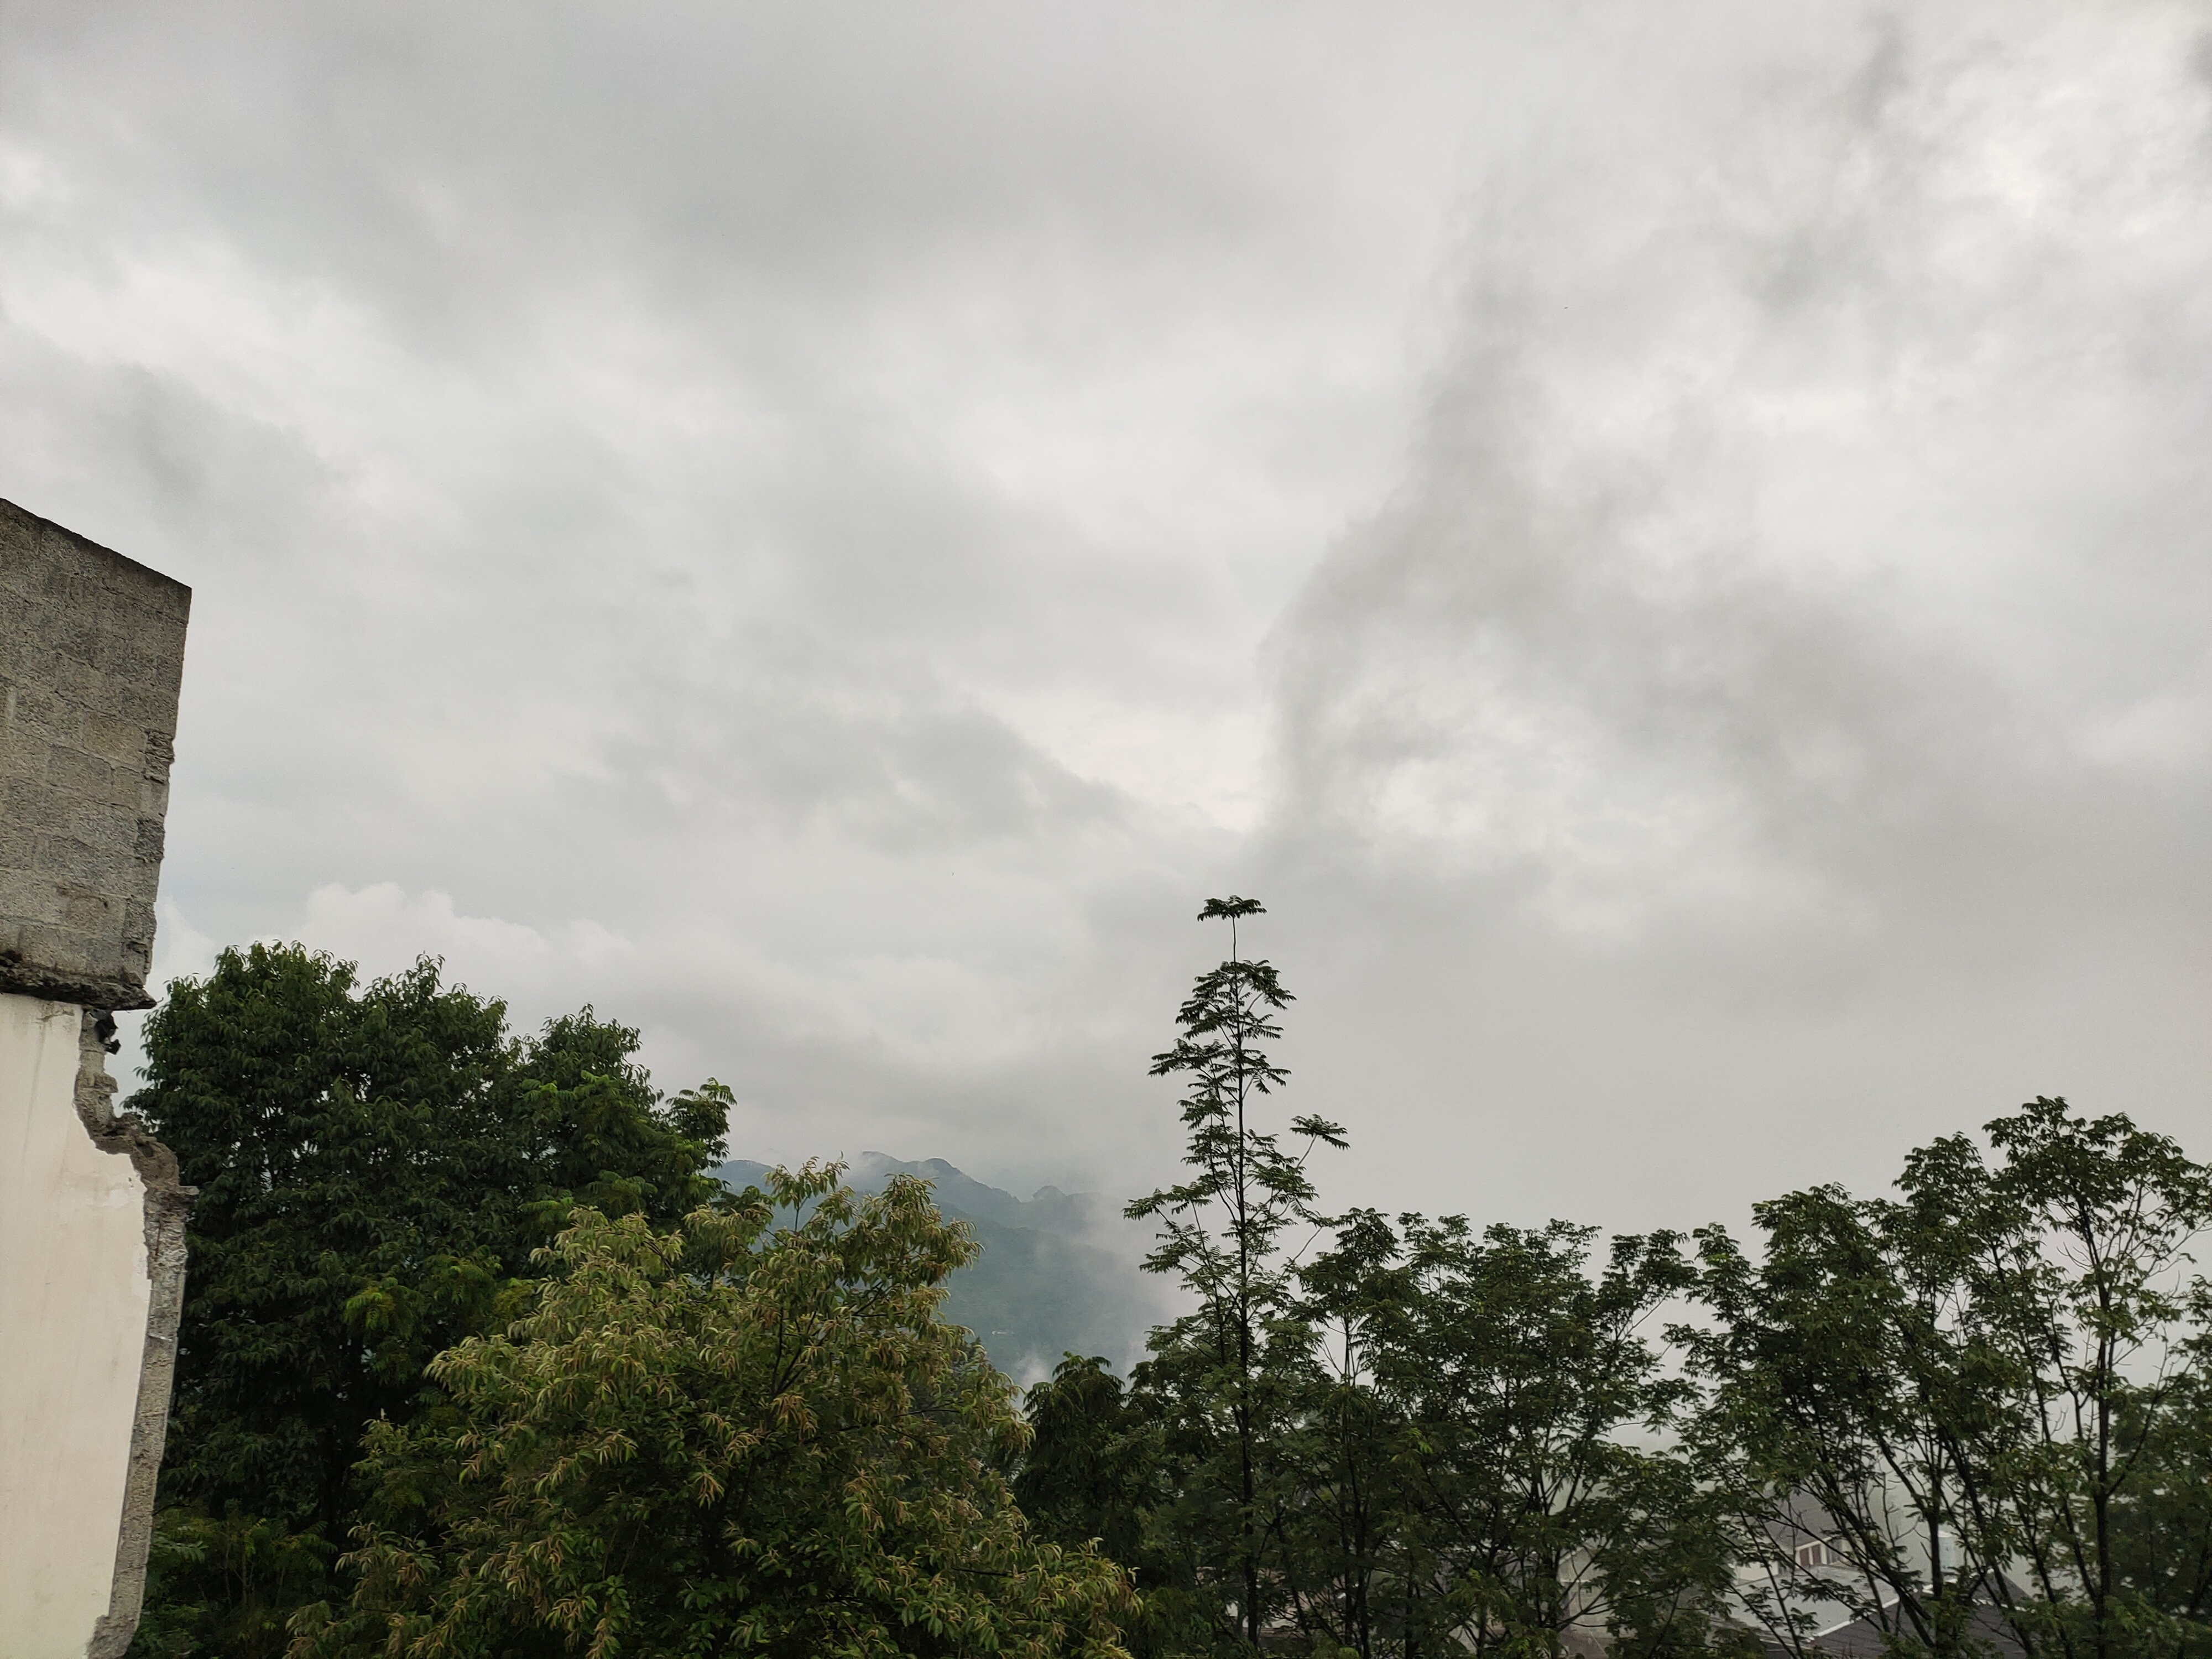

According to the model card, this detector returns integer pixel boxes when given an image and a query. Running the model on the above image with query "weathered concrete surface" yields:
[79,1004,195,1659]
[0,502,192,1657]
[0,994,191,1655]
[0,499,191,1011]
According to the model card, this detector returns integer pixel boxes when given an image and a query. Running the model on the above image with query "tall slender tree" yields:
[1128,898,1345,1651]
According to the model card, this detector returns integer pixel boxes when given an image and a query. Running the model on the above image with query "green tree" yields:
[1016,1354,1228,1659]
[1975,1100,2212,1659]
[1016,1355,1150,1571]
[1685,1177,1999,1659]
[1687,1098,2212,1659]
[1274,1208,1408,1659]
[2110,1334,2212,1659]
[1300,1213,1727,1658]
[1126,898,1345,1652]
[128,943,728,1657]
[295,1167,1136,1658]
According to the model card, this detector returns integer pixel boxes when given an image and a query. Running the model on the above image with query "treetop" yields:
[1197,895,1265,921]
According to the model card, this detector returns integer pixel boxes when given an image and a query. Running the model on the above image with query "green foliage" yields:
[1684,1097,2212,1659]
[1018,1355,1150,1570]
[1017,1355,1217,1659]
[1110,900,1739,1658]
[1980,1099,2212,1659]
[125,914,2212,1659]
[2111,1347,2212,1658]
[1287,1213,1733,1658]
[127,943,728,1657]
[293,1170,1136,1658]
[1126,897,1345,1651]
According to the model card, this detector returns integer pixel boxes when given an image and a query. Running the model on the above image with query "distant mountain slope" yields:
[712,1152,1163,1381]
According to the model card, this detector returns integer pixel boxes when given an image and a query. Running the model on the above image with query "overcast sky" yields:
[5,1,2210,1235]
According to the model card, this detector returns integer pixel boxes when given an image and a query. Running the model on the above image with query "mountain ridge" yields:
[711,1152,1161,1381]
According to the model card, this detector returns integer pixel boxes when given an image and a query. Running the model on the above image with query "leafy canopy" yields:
[299,1167,1137,1658]
[128,942,729,1657]
[1684,1097,2212,1659]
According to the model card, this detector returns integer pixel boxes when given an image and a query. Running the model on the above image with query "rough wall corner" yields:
[0,502,194,1658]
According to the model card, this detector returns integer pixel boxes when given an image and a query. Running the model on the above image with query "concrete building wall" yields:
[0,501,192,1657]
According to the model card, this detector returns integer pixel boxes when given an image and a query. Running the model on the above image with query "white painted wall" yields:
[0,992,149,1657]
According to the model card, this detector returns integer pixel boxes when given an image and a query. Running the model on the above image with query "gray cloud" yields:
[1258,7,2212,1227]
[3,1,2208,1232]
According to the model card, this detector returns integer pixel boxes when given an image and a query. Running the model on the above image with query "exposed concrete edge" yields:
[0,498,194,603]
[71,1008,195,1658]
[0,956,154,1012]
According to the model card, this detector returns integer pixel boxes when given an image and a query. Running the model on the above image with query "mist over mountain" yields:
[713,1153,1167,1382]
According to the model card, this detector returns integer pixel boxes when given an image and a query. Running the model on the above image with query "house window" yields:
[1795,1540,1830,1569]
